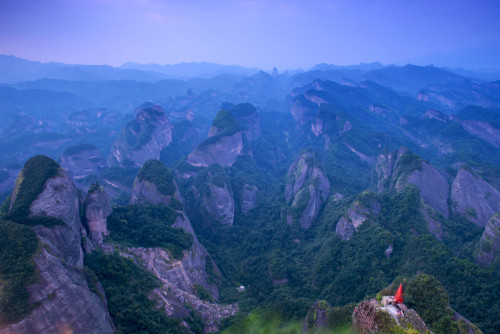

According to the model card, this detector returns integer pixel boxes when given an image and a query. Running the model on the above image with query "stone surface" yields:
[451,168,500,227]
[241,183,258,214]
[303,300,331,333]
[203,181,235,226]
[285,150,330,230]
[2,168,114,334]
[187,131,243,167]
[84,185,112,246]
[108,105,173,167]
[352,298,430,334]
[477,213,500,266]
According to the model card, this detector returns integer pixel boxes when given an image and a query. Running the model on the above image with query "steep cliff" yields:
[83,182,112,247]
[285,150,330,229]
[129,159,181,207]
[108,105,173,167]
[336,192,381,241]
[107,159,237,332]
[187,110,244,167]
[352,298,430,334]
[59,144,106,182]
[1,156,114,334]
[229,103,261,142]
[375,148,450,237]
[451,168,500,227]
[477,213,500,266]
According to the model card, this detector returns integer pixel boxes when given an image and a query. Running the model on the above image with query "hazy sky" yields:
[0,0,499,69]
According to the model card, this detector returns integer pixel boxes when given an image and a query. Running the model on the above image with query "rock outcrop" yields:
[451,168,500,227]
[477,213,500,266]
[376,148,450,236]
[187,110,244,167]
[336,192,381,241]
[461,120,500,148]
[285,150,330,229]
[115,160,237,332]
[108,105,173,167]
[229,103,261,141]
[2,156,114,334]
[352,298,430,334]
[202,177,235,226]
[59,144,106,182]
[303,300,331,333]
[241,183,258,214]
[83,183,112,246]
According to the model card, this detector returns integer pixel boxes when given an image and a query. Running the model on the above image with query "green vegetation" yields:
[106,205,192,259]
[5,155,64,226]
[137,160,176,196]
[102,166,140,188]
[193,283,213,302]
[197,110,241,150]
[0,220,39,325]
[62,143,97,156]
[85,251,188,334]
[403,274,457,334]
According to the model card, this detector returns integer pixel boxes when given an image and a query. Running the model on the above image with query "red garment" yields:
[394,283,404,303]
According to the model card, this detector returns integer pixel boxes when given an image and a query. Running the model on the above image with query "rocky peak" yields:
[284,150,330,229]
[477,213,500,266]
[451,168,500,226]
[84,182,112,246]
[130,159,181,207]
[2,156,114,334]
[376,148,449,219]
[187,110,244,167]
[352,298,430,334]
[336,192,381,241]
[201,164,235,226]
[303,300,331,332]
[108,105,173,167]
[59,143,106,182]
[229,103,261,142]
[422,108,448,122]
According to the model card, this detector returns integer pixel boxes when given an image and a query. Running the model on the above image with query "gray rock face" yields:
[113,175,236,332]
[29,170,84,268]
[352,298,430,334]
[376,148,450,235]
[130,179,180,207]
[203,182,235,226]
[285,150,330,230]
[462,120,500,148]
[336,196,381,241]
[84,186,112,246]
[1,249,114,334]
[3,168,114,334]
[406,162,450,218]
[187,131,243,167]
[477,214,500,266]
[108,106,173,167]
[451,168,500,226]
[241,183,257,214]
[230,104,262,142]
[303,300,331,333]
[59,146,106,182]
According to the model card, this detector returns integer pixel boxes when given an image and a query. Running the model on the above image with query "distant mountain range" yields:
[0,55,261,83]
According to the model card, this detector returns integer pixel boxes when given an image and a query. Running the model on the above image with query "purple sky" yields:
[0,0,499,69]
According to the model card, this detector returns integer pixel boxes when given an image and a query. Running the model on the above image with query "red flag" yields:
[394,283,404,303]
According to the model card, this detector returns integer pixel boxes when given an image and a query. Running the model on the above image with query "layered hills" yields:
[0,60,499,333]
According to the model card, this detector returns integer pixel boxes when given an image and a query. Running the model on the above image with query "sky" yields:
[0,0,499,69]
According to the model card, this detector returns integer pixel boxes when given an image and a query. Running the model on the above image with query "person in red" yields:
[394,283,404,304]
